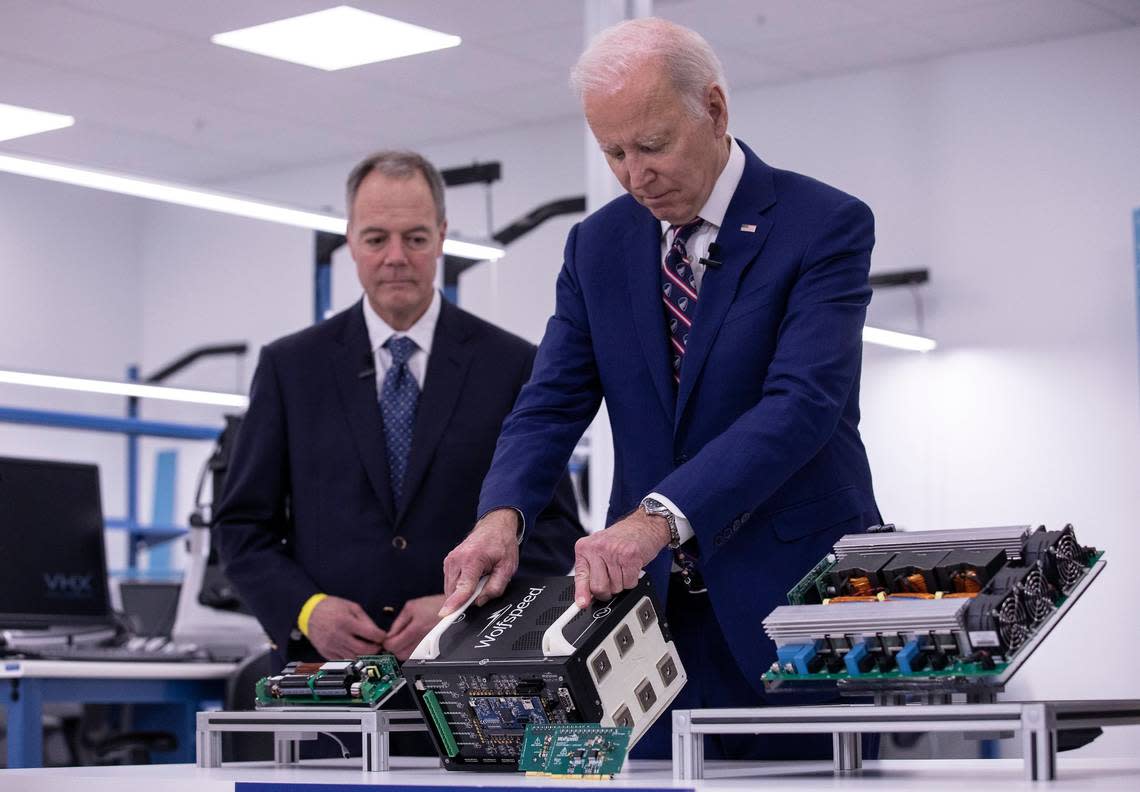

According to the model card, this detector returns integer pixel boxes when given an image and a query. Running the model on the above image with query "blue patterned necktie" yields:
[661,219,704,385]
[660,219,709,593]
[380,335,420,503]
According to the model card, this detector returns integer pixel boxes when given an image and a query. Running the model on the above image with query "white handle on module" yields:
[541,601,582,657]
[408,576,488,661]
[543,572,648,658]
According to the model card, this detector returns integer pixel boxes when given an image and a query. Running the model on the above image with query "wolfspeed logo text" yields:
[475,587,545,648]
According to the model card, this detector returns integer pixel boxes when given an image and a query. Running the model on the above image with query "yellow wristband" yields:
[297,593,328,637]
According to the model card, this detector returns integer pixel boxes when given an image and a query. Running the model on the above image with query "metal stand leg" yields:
[195,723,205,768]
[274,735,302,765]
[690,729,704,780]
[1021,704,1056,782]
[832,732,863,775]
[672,711,688,779]
[672,711,703,780]
[364,726,389,772]
[196,724,222,768]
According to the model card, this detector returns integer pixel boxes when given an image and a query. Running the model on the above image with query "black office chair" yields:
[54,704,177,766]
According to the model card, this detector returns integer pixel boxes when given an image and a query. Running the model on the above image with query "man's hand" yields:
[574,510,671,608]
[383,594,446,661]
[439,509,520,617]
[306,595,386,660]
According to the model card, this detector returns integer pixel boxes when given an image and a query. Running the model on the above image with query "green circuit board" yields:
[255,654,403,708]
[764,545,1104,688]
[518,724,631,779]
[787,554,838,605]
[764,657,1007,684]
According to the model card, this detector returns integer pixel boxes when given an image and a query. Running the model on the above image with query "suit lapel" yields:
[396,300,473,523]
[675,144,777,427]
[331,302,396,523]
[625,208,676,423]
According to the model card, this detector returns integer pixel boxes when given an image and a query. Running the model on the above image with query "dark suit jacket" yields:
[479,140,881,692]
[216,297,582,659]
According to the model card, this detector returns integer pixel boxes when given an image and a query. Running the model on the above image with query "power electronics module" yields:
[403,575,685,771]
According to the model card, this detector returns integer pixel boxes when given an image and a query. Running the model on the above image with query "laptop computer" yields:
[0,456,112,631]
[0,456,204,661]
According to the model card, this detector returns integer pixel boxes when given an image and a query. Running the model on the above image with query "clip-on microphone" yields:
[699,242,723,270]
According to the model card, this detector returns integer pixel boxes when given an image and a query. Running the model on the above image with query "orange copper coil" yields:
[826,596,879,603]
[952,571,983,593]
[902,573,929,593]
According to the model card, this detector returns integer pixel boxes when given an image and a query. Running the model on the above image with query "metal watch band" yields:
[641,497,681,549]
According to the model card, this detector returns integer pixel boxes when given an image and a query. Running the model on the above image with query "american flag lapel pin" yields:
[740,223,757,233]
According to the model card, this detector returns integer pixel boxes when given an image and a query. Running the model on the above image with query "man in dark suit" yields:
[216,150,581,670]
[440,19,881,760]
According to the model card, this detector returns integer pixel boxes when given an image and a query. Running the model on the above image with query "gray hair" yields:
[345,150,446,224]
[570,17,728,119]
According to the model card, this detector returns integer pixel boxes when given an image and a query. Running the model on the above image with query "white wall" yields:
[726,27,1140,754]
[0,174,145,570]
[1,21,1138,755]
[131,202,315,558]
[208,114,588,344]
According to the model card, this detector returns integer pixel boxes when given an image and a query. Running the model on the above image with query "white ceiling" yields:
[0,0,1136,185]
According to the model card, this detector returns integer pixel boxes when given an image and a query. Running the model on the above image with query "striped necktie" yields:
[660,219,710,593]
[661,219,704,385]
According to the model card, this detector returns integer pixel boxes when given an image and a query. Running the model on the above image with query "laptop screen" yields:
[0,456,112,629]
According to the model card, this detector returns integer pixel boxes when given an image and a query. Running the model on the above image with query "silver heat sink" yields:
[762,598,969,646]
[833,525,1032,561]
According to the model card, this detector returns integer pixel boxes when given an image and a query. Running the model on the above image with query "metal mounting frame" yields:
[672,699,1140,782]
[195,708,427,772]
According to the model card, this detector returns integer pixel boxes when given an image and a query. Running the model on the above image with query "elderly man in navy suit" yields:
[216,150,581,670]
[440,19,881,760]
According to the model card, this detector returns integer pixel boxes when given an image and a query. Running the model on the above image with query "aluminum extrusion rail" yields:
[195,708,426,772]
[672,699,1140,782]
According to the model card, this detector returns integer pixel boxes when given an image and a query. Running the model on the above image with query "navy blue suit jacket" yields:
[217,298,582,659]
[479,141,880,692]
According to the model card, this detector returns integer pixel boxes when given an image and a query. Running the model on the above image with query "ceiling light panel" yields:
[0,152,506,261]
[0,102,74,143]
[211,5,461,71]
[863,326,937,353]
[0,369,249,408]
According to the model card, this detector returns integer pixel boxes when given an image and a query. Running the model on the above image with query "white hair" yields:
[570,17,728,119]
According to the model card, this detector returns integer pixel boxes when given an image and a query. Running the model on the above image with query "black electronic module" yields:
[402,575,685,771]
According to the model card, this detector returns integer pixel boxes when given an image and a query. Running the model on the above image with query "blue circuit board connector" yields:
[844,641,871,676]
[776,642,819,674]
[896,638,925,674]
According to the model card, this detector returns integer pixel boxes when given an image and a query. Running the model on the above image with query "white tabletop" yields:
[0,658,236,680]
[0,757,1136,791]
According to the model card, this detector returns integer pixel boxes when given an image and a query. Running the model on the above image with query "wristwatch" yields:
[641,497,681,549]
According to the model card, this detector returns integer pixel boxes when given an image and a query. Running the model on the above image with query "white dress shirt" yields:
[361,289,441,395]
[647,136,746,546]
